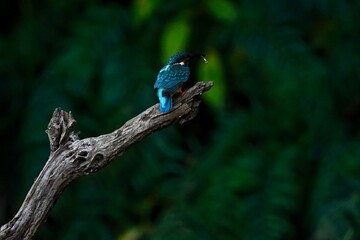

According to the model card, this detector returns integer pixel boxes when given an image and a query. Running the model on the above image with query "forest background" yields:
[1,0,360,239]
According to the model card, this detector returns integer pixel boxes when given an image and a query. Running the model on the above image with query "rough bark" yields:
[0,81,213,240]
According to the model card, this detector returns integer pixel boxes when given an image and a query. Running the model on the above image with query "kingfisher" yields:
[154,52,207,112]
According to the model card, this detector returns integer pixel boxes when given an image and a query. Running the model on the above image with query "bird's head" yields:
[168,52,207,66]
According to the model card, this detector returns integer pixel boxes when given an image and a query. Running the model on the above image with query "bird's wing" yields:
[154,64,190,92]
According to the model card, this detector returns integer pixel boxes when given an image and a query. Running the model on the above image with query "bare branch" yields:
[0,81,213,240]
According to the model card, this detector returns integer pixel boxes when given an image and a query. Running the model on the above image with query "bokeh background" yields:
[1,0,360,239]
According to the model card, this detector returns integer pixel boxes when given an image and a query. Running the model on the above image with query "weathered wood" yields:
[0,81,213,240]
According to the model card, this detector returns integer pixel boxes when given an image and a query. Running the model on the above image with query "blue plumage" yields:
[154,52,207,113]
[157,89,173,112]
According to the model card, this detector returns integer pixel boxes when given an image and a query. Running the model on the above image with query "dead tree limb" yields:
[0,81,214,240]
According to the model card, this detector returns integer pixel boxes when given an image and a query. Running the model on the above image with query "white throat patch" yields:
[173,62,185,66]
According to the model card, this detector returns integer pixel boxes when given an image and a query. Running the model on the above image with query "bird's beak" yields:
[188,53,208,63]
[200,54,207,63]
[199,54,208,63]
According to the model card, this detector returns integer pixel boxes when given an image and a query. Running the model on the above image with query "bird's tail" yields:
[157,89,173,112]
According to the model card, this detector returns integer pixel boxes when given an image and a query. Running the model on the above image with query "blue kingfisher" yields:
[154,52,207,112]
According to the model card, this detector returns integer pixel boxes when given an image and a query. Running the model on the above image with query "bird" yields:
[154,52,207,112]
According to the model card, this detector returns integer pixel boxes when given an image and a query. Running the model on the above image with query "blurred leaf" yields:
[118,227,144,240]
[133,0,159,25]
[198,50,225,110]
[206,0,237,23]
[161,16,190,62]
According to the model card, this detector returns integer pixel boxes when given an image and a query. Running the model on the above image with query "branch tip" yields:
[46,108,77,153]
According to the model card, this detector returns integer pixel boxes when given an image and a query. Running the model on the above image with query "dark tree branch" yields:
[0,81,213,240]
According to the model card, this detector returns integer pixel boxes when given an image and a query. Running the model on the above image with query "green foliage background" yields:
[1,0,360,239]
